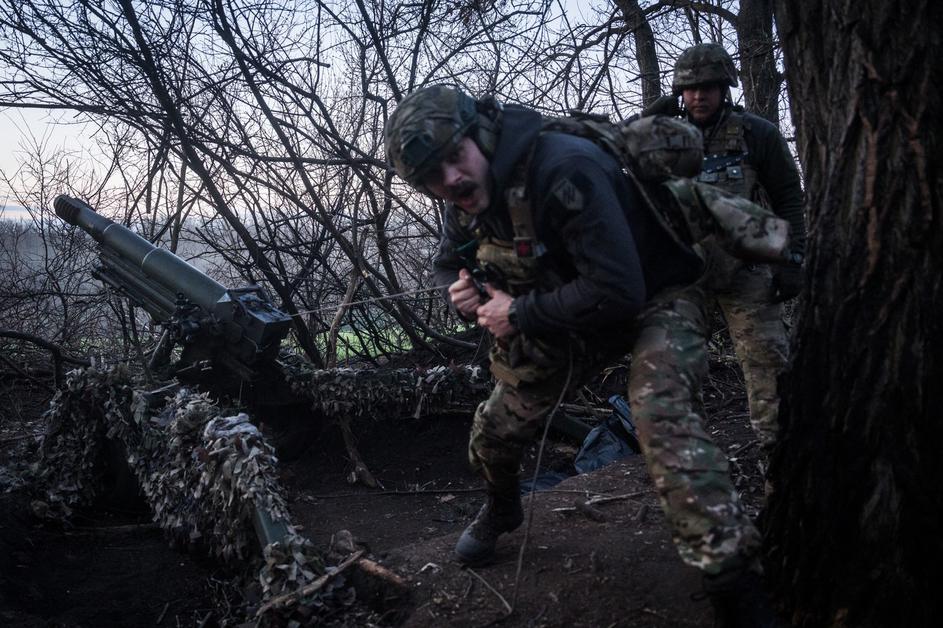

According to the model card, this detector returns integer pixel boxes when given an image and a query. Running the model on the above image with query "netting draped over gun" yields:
[54,195,291,381]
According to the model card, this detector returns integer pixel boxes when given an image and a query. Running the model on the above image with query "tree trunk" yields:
[615,0,661,107]
[767,2,943,627]
[737,0,780,125]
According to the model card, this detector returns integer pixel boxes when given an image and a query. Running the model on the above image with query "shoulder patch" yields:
[549,175,588,212]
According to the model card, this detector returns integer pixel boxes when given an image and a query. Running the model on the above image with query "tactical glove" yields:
[771,264,802,303]
[641,94,682,118]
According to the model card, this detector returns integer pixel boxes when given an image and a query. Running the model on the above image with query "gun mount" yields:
[54,195,291,382]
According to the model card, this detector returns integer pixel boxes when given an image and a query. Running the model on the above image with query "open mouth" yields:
[452,181,477,205]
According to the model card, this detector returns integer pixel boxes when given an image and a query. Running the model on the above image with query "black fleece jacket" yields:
[432,104,703,339]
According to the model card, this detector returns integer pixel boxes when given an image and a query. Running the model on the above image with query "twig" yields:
[303,487,610,499]
[550,491,648,514]
[462,577,475,600]
[257,550,365,614]
[66,522,159,536]
[511,343,574,612]
[574,499,606,522]
[585,490,648,505]
[466,567,512,615]
[729,439,758,458]
[356,557,408,589]
[305,487,486,499]
[326,268,362,368]
[0,354,54,392]
[156,601,170,625]
[337,417,379,488]
[558,402,609,417]
[640,606,701,626]
[0,328,90,386]
[0,433,41,444]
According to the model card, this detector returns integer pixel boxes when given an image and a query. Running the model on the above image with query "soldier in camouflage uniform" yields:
[385,86,784,627]
[651,43,806,457]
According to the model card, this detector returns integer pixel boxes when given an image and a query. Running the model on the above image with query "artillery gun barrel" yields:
[54,194,293,380]
[54,195,227,313]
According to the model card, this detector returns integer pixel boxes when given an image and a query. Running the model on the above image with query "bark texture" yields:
[737,0,780,125]
[767,1,943,626]
[616,0,661,106]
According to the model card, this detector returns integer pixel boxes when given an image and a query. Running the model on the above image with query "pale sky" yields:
[1,107,91,214]
[1,0,594,209]
[0,0,679,218]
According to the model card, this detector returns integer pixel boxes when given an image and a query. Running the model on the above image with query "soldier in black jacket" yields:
[385,86,784,628]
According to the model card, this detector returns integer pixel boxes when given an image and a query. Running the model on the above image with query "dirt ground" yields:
[0,340,767,627]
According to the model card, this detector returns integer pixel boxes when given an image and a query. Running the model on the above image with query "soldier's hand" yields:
[641,94,681,118]
[476,285,516,339]
[449,269,482,320]
[771,264,802,303]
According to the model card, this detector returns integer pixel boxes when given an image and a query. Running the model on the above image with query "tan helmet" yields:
[384,86,479,187]
[672,43,738,94]
[622,115,704,180]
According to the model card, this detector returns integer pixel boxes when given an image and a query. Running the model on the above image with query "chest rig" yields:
[696,111,766,205]
[459,156,550,298]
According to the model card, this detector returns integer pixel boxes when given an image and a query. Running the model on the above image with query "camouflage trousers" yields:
[468,298,760,575]
[629,284,761,575]
[468,333,629,486]
[701,243,789,454]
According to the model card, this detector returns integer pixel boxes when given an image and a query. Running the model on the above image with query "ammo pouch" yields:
[476,235,568,387]
[475,236,540,293]
[661,178,792,264]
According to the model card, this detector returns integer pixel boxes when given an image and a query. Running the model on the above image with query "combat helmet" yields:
[385,86,499,188]
[672,43,739,94]
[621,115,704,180]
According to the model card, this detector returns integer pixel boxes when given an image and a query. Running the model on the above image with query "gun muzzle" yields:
[54,194,229,311]
[55,195,116,240]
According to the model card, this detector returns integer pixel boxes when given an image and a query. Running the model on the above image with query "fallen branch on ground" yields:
[551,490,649,514]
[465,567,512,615]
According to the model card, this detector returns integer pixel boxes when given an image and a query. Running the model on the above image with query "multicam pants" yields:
[468,291,761,574]
[468,332,628,485]
[628,284,761,574]
[701,243,789,454]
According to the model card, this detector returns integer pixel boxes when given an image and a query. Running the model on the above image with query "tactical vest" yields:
[696,110,770,207]
[459,161,546,300]
[457,153,602,387]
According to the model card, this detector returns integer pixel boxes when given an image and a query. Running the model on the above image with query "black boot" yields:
[454,481,524,564]
[703,568,785,628]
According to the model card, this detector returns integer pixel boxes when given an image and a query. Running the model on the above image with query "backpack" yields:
[540,112,796,264]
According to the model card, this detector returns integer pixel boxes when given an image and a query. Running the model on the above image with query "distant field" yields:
[0,205,31,221]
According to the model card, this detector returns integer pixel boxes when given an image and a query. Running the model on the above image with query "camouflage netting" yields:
[31,366,357,626]
[31,365,132,518]
[284,363,490,418]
